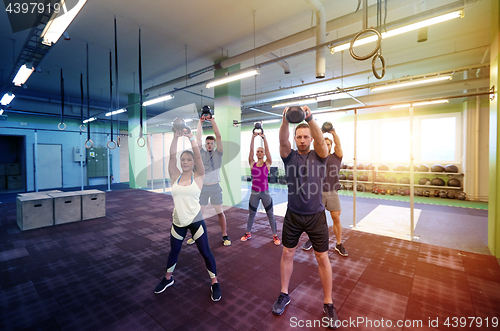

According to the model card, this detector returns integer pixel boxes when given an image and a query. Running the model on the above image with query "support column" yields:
[489,1,500,259]
[128,93,147,188]
[214,63,242,206]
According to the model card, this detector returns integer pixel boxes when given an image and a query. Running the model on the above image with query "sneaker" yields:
[211,283,221,301]
[272,292,290,315]
[186,238,196,245]
[323,303,339,330]
[240,233,251,242]
[154,276,174,294]
[273,235,281,246]
[222,235,231,246]
[335,243,348,257]
[302,239,312,251]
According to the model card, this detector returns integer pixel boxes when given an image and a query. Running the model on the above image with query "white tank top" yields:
[171,174,201,227]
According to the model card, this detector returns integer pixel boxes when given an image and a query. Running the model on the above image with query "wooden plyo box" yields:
[80,190,106,220]
[16,194,54,231]
[48,192,82,225]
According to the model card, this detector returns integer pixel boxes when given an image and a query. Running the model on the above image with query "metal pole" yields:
[80,132,84,191]
[150,134,154,190]
[162,133,166,193]
[107,135,111,192]
[409,106,415,239]
[34,130,38,192]
[353,109,357,228]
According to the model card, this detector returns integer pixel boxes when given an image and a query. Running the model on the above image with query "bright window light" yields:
[421,117,456,161]
[1,93,15,105]
[12,64,34,86]
[331,10,463,53]
[0,109,4,115]
[390,99,449,109]
[41,0,88,46]
[206,69,258,88]
[105,108,126,116]
[143,94,174,106]
[271,98,317,108]
[371,76,452,93]
[83,117,96,123]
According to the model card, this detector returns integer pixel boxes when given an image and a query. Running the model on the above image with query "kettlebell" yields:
[253,122,264,135]
[285,106,306,123]
[200,105,213,119]
[458,192,466,200]
[172,117,191,133]
[321,121,333,133]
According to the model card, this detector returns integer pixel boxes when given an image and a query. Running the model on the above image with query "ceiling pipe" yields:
[304,0,326,78]
[263,52,290,74]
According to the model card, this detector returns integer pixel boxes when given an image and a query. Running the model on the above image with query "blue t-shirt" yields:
[323,153,343,192]
[282,149,327,215]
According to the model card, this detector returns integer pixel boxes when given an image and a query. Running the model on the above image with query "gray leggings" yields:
[247,189,277,234]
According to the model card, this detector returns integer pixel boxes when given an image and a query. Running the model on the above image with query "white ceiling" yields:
[0,0,492,126]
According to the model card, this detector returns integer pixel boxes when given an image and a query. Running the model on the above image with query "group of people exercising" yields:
[154,105,345,329]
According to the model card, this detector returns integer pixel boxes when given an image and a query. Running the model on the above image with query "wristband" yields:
[305,115,313,122]
[189,136,195,141]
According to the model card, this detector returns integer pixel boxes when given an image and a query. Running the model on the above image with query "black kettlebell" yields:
[458,192,466,200]
[172,117,191,133]
[285,106,306,123]
[321,121,333,133]
[200,105,213,119]
[253,122,264,135]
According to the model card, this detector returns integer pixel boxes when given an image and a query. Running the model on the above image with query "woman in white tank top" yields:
[154,127,221,302]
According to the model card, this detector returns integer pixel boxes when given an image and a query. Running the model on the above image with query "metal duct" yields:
[304,0,326,78]
[263,52,290,74]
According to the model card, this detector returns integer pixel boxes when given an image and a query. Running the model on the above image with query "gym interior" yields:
[1,0,500,330]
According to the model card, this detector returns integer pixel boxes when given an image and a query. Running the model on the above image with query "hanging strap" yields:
[114,16,121,147]
[107,51,116,149]
[79,73,86,132]
[58,68,66,130]
[137,27,145,147]
[85,43,93,149]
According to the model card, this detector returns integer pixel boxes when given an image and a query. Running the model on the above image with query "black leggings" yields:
[166,219,217,278]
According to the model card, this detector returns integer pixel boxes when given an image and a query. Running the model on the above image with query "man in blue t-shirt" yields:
[271,105,339,329]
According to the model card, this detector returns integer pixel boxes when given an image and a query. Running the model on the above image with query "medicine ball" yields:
[347,164,354,170]
[431,178,445,186]
[439,190,447,198]
[405,189,410,195]
[418,178,430,185]
[448,178,461,187]
[431,164,445,172]
[447,191,455,199]
[378,164,389,171]
[366,163,375,170]
[444,164,459,173]
[406,164,418,171]
[347,174,354,180]
[357,163,364,170]
[424,190,430,197]
[339,174,347,180]
[394,164,405,172]
[380,189,386,195]
[434,190,440,197]
[375,176,386,183]
[341,163,347,169]
[458,192,466,200]
[400,190,406,196]
[386,176,397,183]
[416,190,423,196]
[418,164,429,172]
[400,177,410,184]
[359,174,369,181]
[358,184,366,192]
[396,188,401,194]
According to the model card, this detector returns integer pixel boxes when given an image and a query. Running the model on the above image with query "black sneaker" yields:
[302,239,312,251]
[335,243,348,257]
[154,276,174,294]
[222,235,231,246]
[211,283,221,301]
[272,292,290,315]
[323,303,339,330]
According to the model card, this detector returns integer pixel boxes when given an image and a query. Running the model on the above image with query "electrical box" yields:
[73,146,85,162]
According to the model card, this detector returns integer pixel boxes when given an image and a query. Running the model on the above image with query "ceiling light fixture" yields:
[271,98,317,108]
[105,108,126,117]
[262,119,281,124]
[41,0,88,46]
[371,75,452,93]
[390,99,449,109]
[206,69,259,88]
[143,94,174,106]
[331,10,463,53]
[1,93,15,105]
[12,64,34,86]
[316,93,349,102]
[83,117,96,123]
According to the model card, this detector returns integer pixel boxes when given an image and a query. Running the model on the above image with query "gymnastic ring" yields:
[85,139,93,149]
[58,122,66,130]
[349,28,382,61]
[79,124,86,132]
[107,140,117,150]
[116,136,121,147]
[372,53,386,80]
[137,136,146,147]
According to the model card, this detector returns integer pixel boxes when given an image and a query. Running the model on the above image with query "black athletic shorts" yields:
[282,208,329,252]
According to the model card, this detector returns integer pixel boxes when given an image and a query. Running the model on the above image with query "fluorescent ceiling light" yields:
[331,10,463,53]
[1,93,15,105]
[12,64,34,86]
[143,94,174,106]
[371,75,452,93]
[105,108,126,116]
[262,119,281,124]
[390,99,449,109]
[0,109,4,115]
[206,69,258,88]
[41,0,88,46]
[83,117,96,123]
[316,93,349,102]
[271,98,317,108]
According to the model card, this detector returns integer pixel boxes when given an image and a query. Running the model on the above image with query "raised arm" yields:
[303,105,328,158]
[331,128,343,158]
[209,116,223,153]
[261,133,272,168]
[185,130,205,177]
[279,108,291,158]
[168,132,182,182]
[248,132,257,167]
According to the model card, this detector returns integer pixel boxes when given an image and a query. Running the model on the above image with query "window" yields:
[380,120,410,162]
[420,117,456,162]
